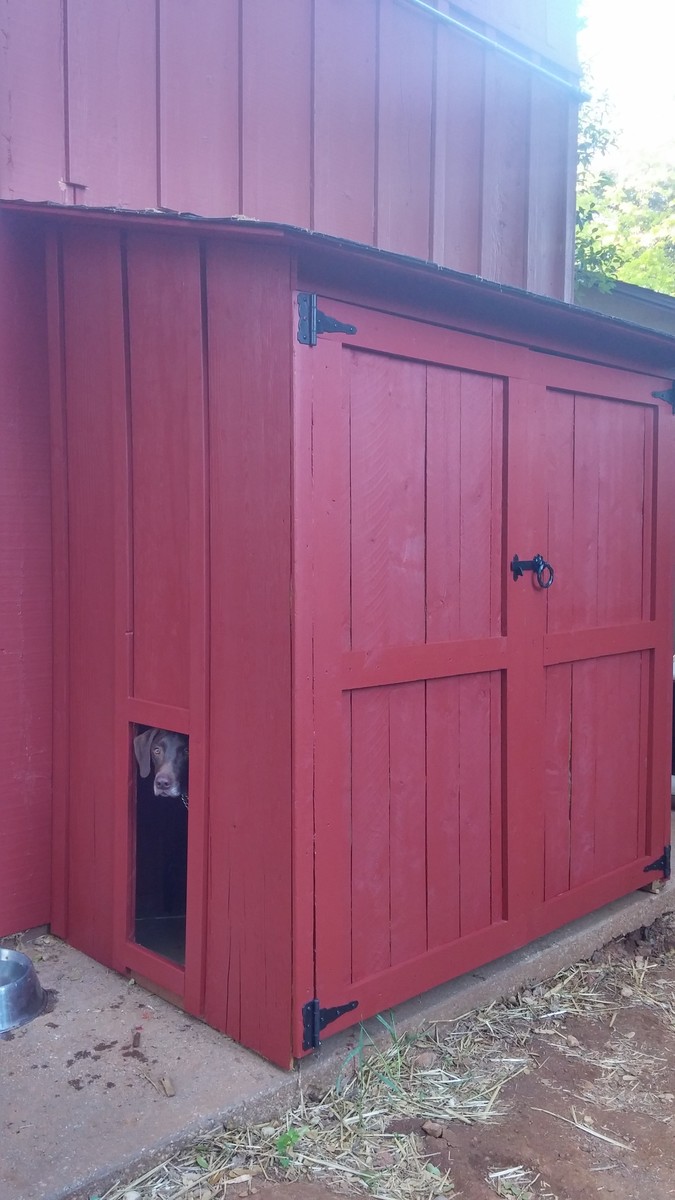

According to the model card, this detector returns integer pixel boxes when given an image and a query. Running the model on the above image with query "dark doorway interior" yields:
[133,726,188,965]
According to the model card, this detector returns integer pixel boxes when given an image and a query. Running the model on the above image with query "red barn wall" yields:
[0,0,579,300]
[0,212,52,936]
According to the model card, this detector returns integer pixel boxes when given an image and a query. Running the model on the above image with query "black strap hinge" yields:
[652,383,675,414]
[644,844,671,879]
[301,997,359,1051]
[297,292,357,347]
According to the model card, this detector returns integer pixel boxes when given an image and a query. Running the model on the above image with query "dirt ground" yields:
[402,1003,675,1199]
[101,917,675,1200]
[381,931,675,1199]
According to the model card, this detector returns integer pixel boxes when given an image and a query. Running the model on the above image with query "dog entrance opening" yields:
[132,725,189,966]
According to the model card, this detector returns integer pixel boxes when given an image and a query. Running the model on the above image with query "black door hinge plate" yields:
[644,844,671,879]
[302,997,359,1051]
[297,292,357,346]
[652,383,675,414]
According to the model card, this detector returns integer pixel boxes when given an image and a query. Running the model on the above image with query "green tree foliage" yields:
[575,93,675,297]
[575,93,625,290]
[609,171,675,293]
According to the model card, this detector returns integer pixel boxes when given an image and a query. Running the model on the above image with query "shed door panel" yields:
[544,392,653,634]
[310,334,510,1018]
[302,299,667,1050]
[540,390,656,903]
[543,652,648,899]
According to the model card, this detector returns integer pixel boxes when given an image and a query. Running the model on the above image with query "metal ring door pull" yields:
[510,553,555,588]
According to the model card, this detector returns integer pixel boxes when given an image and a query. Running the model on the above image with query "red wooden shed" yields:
[0,0,673,1070]
[11,209,668,1068]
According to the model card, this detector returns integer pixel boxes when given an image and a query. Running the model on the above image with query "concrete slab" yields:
[3,870,675,1200]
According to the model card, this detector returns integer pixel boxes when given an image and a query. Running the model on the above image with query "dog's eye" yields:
[152,746,161,757]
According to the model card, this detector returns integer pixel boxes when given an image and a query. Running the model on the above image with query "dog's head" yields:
[133,728,189,798]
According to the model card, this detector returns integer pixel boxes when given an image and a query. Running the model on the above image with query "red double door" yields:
[295,297,673,1051]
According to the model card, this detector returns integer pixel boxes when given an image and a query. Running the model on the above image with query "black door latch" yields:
[511,554,555,588]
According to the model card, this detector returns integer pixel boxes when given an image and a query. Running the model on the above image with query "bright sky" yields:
[577,0,675,176]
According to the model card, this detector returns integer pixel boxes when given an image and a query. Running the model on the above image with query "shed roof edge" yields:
[2,200,674,372]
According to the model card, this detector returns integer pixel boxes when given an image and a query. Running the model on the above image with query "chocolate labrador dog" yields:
[133,728,189,801]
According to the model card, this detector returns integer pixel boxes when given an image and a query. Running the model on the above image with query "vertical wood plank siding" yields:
[204,241,294,1065]
[66,0,158,209]
[158,0,240,217]
[47,226,294,1064]
[0,0,66,203]
[0,0,579,299]
[58,225,127,962]
[0,213,52,936]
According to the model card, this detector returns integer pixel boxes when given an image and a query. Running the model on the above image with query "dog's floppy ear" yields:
[133,728,157,778]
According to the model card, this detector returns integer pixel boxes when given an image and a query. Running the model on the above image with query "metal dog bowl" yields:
[0,948,48,1033]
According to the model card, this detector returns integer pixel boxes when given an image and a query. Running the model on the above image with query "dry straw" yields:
[101,916,675,1200]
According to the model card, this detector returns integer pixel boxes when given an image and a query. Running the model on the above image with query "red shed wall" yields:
[0,212,52,936]
[0,0,578,300]
[46,223,294,1065]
